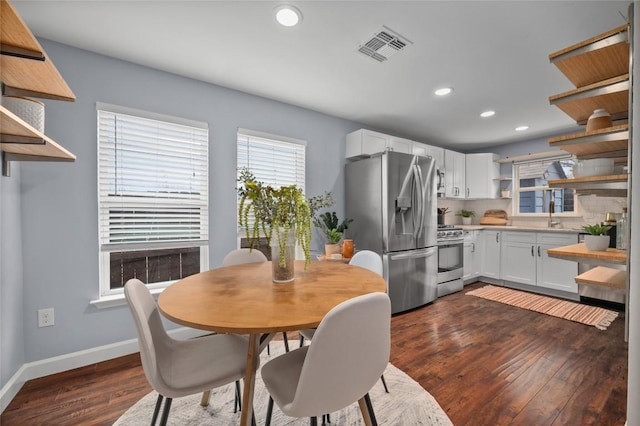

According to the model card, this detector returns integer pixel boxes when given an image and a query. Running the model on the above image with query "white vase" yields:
[584,235,610,251]
[271,228,296,283]
[2,95,45,132]
[462,217,472,225]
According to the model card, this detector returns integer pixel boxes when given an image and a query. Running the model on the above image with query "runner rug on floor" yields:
[466,285,619,330]
[114,341,452,426]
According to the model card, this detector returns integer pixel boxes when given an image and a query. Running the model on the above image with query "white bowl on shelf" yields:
[572,158,614,178]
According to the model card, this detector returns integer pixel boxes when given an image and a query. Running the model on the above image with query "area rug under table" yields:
[114,341,452,425]
[467,285,619,330]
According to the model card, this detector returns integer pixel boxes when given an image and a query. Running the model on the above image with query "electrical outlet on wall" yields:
[38,308,54,327]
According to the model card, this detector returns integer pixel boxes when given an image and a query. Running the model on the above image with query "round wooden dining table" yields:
[158,259,387,426]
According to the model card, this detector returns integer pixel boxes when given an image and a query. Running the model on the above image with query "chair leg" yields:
[267,343,270,355]
[299,335,305,348]
[234,380,242,413]
[283,332,290,352]
[364,393,378,426]
[321,413,331,424]
[357,395,374,426]
[380,374,389,393]
[266,396,274,426]
[150,394,163,426]
[158,397,172,426]
[200,390,211,406]
[310,416,318,426]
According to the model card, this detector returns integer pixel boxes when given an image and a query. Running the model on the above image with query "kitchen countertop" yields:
[459,225,580,234]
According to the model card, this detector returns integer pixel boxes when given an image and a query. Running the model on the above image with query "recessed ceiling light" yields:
[434,87,453,97]
[480,110,495,118]
[274,5,303,27]
[515,125,529,132]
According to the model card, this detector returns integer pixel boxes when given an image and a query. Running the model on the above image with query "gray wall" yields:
[0,163,25,386]
[13,38,362,366]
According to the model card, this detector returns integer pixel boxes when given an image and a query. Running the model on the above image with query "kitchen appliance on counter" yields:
[437,225,464,297]
[346,151,438,314]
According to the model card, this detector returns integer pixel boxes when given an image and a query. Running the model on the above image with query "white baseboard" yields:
[1,327,205,414]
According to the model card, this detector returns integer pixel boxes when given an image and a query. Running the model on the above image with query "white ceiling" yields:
[13,0,630,150]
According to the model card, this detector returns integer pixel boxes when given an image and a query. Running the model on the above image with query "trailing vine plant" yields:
[237,168,312,268]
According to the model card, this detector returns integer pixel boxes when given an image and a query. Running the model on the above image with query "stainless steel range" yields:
[436,225,464,297]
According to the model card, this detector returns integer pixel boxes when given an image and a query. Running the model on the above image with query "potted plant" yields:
[314,211,353,257]
[237,168,312,282]
[456,209,475,225]
[582,223,611,251]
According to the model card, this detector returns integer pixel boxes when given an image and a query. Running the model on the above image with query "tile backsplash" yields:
[437,195,627,229]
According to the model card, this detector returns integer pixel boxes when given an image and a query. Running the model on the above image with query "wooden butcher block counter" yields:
[547,243,627,266]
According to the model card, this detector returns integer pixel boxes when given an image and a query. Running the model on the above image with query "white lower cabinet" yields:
[463,230,482,282]
[481,230,501,279]
[537,233,579,292]
[499,231,578,293]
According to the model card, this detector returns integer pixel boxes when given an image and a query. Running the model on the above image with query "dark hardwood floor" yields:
[1,281,627,425]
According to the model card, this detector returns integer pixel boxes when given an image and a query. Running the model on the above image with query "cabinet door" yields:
[482,230,501,279]
[466,153,499,199]
[346,129,388,159]
[425,145,444,170]
[412,141,428,157]
[388,136,412,154]
[444,149,465,198]
[500,232,537,285]
[463,241,473,281]
[501,241,537,285]
[471,231,483,278]
[536,233,579,293]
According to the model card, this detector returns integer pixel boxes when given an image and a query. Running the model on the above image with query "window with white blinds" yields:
[237,128,306,232]
[97,103,209,295]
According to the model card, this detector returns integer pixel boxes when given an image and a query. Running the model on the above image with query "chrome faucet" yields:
[548,200,560,228]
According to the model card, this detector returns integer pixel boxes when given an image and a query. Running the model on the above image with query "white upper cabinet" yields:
[346,129,412,159]
[465,153,500,199]
[444,149,465,198]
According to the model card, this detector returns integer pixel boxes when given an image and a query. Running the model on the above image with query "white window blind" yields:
[98,104,209,252]
[237,129,306,231]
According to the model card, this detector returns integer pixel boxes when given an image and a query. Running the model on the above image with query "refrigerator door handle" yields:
[387,247,437,260]
[413,164,425,239]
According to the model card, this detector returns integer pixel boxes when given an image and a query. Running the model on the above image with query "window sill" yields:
[90,287,166,309]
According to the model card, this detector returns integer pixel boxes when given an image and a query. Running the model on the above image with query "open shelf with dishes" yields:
[547,21,630,198]
[0,0,76,176]
[547,19,631,317]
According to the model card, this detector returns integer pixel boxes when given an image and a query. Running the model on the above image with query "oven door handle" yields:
[388,247,437,260]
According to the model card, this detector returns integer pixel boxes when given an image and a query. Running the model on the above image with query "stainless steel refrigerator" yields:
[346,151,437,314]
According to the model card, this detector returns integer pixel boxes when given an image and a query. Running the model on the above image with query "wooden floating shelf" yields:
[575,266,626,291]
[547,243,626,266]
[0,105,75,160]
[0,0,75,101]
[549,74,629,124]
[548,124,628,158]
[548,174,627,197]
[550,24,629,88]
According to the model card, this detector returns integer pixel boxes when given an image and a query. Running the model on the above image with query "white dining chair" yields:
[299,250,390,393]
[262,292,391,425]
[124,279,251,426]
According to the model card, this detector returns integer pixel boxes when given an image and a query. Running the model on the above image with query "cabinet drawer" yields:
[502,231,536,243]
[537,232,578,245]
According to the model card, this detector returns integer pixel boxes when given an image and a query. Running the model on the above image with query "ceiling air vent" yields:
[358,26,412,62]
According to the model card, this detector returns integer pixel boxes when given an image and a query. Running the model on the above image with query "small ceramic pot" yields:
[462,217,472,225]
[586,109,612,132]
[584,235,610,251]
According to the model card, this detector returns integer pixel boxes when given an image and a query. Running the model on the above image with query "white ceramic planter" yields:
[584,235,610,251]
[462,217,472,225]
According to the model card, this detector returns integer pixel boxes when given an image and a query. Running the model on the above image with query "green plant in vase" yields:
[581,223,612,251]
[315,211,353,256]
[582,223,611,235]
[237,169,312,280]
